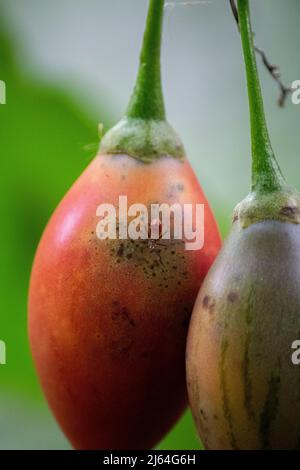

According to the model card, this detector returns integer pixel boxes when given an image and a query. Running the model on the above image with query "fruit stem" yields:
[237,0,285,193]
[100,0,184,162]
[126,0,166,121]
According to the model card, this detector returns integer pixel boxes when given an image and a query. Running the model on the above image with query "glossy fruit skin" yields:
[29,153,221,450]
[187,219,300,450]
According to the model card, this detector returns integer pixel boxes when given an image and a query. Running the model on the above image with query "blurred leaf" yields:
[0,18,108,400]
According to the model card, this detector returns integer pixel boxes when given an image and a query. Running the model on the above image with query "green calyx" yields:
[100,0,185,162]
[234,187,300,228]
[100,117,184,163]
[235,0,300,226]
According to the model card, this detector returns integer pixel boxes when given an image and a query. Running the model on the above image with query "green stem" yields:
[100,0,184,162]
[237,0,285,193]
[126,0,166,121]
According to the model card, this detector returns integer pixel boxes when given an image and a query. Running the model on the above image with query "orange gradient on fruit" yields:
[28,153,221,449]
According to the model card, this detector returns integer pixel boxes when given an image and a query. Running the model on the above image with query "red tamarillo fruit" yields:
[186,0,300,450]
[28,0,221,450]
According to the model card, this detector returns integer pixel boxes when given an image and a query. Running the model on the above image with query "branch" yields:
[230,0,292,107]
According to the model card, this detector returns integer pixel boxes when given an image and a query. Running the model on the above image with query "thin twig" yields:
[230,0,239,24]
[229,0,292,107]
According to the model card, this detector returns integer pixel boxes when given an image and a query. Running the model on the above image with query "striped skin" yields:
[29,153,221,450]
[186,220,300,450]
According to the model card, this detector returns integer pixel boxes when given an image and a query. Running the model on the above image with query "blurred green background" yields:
[0,0,299,450]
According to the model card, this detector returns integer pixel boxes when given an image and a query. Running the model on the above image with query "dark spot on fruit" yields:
[121,307,135,327]
[208,302,215,314]
[117,244,124,257]
[202,295,216,315]
[112,304,135,327]
[260,369,281,449]
[109,340,133,358]
[109,215,186,285]
[228,292,239,303]
[281,206,298,216]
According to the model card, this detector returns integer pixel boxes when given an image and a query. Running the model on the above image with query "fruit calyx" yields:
[100,0,185,163]
[100,117,184,163]
[234,187,300,228]
[234,0,300,228]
